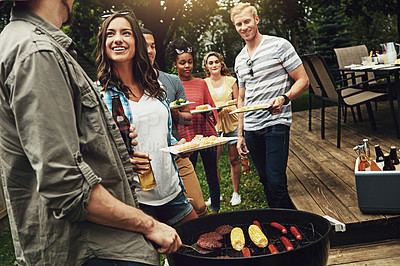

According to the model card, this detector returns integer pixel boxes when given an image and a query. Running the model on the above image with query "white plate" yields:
[230,104,271,114]
[169,101,195,109]
[217,102,238,109]
[344,64,361,69]
[161,137,238,155]
[190,107,218,114]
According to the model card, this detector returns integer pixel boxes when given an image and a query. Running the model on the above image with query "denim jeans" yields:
[245,124,294,209]
[83,258,152,266]
[190,146,220,211]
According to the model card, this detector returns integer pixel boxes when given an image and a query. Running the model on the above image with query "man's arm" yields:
[11,51,181,254]
[269,64,309,114]
[286,64,309,102]
[86,184,181,254]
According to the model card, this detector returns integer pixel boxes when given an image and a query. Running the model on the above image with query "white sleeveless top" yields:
[129,94,181,206]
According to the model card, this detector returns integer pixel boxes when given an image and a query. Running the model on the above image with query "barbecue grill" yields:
[169,209,331,266]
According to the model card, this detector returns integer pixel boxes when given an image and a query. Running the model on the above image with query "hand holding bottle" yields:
[130,152,152,174]
[129,124,138,147]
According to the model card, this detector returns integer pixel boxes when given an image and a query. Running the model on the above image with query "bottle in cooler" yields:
[389,146,399,165]
[374,144,384,162]
[383,153,395,171]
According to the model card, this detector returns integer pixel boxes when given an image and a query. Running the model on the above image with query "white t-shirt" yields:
[129,94,181,206]
[214,84,224,98]
[234,35,302,131]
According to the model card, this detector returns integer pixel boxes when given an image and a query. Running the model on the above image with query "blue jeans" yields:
[190,146,220,211]
[83,258,151,266]
[245,124,294,209]
[139,190,193,225]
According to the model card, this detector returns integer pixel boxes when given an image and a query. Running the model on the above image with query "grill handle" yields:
[323,215,346,232]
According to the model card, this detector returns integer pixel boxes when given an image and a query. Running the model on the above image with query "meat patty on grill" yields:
[198,231,223,241]
[215,224,234,235]
[197,237,223,250]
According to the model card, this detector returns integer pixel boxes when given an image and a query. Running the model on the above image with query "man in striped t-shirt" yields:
[231,3,309,209]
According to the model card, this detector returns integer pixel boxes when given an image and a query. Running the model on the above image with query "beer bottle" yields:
[358,155,370,171]
[363,139,370,158]
[112,95,156,191]
[241,155,250,175]
[389,146,399,165]
[383,153,395,171]
[374,144,384,162]
[112,95,134,155]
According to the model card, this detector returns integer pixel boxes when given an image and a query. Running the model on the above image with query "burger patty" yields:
[215,224,234,235]
[197,237,223,250]
[198,231,223,241]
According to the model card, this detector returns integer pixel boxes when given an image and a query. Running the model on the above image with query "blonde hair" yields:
[230,3,258,23]
[202,51,230,77]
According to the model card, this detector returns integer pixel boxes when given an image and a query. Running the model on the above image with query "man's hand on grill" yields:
[145,220,182,254]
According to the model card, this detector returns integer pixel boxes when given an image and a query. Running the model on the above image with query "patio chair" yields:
[302,53,398,148]
[334,45,374,84]
[303,56,360,141]
[334,45,391,110]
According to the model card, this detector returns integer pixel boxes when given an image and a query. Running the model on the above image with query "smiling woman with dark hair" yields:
[166,38,221,214]
[95,11,198,234]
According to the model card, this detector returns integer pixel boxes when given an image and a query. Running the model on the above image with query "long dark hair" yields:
[96,11,165,100]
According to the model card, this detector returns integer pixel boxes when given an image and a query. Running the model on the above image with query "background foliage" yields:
[1,0,398,71]
[0,1,398,263]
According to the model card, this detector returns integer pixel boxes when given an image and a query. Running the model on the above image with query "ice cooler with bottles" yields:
[355,156,400,214]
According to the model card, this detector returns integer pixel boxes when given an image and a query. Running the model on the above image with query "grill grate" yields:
[178,221,323,258]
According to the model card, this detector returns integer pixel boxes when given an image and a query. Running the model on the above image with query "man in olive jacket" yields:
[0,0,181,265]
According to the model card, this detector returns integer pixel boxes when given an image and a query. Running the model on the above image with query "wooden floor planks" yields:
[288,102,400,219]
[328,238,400,265]
[288,101,400,244]
[289,101,400,262]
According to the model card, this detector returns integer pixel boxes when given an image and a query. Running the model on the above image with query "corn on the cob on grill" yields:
[248,224,268,248]
[230,227,245,251]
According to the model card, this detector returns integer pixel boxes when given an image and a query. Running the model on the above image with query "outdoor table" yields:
[339,64,400,138]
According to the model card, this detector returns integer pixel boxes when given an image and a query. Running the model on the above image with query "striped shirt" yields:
[178,78,218,141]
[234,35,302,131]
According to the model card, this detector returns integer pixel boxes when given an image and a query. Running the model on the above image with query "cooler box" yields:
[355,157,400,214]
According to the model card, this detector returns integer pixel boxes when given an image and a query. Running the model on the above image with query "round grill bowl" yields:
[169,208,331,266]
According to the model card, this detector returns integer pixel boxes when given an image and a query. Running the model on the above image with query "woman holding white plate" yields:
[203,51,242,206]
[167,38,220,214]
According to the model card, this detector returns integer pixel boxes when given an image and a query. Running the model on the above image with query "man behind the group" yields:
[0,1,180,265]
[141,28,209,217]
[230,3,309,209]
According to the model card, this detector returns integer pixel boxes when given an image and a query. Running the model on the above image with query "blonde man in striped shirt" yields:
[231,3,309,209]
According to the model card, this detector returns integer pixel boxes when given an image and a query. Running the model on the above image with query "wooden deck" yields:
[289,101,400,263]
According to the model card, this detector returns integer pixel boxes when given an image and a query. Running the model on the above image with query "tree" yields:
[342,0,398,47]
[0,2,12,30]
[311,3,353,67]
[62,1,103,61]
[81,0,218,71]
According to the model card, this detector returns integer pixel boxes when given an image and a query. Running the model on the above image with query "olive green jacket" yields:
[0,7,158,266]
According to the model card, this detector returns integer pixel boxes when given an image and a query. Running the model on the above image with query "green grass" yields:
[0,227,16,266]
[0,90,313,265]
[195,147,269,212]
